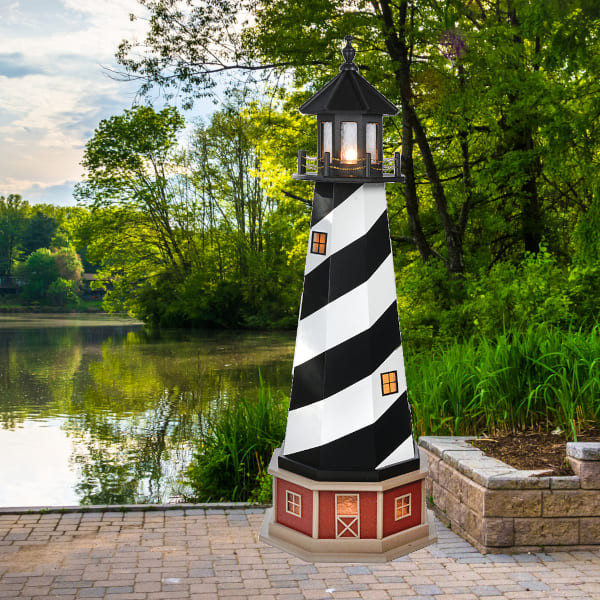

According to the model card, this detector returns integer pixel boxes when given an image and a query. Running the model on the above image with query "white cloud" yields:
[0,0,148,204]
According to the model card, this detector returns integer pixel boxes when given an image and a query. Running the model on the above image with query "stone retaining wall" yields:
[418,436,600,553]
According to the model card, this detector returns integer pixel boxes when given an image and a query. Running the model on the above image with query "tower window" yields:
[286,490,302,517]
[394,493,411,520]
[381,371,398,395]
[311,231,327,255]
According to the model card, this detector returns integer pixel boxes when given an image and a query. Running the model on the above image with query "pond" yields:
[0,314,295,507]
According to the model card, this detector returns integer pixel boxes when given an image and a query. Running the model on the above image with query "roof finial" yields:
[340,35,359,72]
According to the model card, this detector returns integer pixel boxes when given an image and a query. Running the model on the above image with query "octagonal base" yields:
[259,448,437,563]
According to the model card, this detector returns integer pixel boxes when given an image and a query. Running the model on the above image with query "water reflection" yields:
[0,316,294,506]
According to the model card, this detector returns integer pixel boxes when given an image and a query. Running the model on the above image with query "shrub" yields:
[184,377,287,502]
[46,278,80,306]
[17,248,59,300]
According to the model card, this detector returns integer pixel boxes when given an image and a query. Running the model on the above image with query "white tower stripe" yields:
[376,435,415,470]
[293,253,398,367]
[304,184,387,276]
[283,346,407,456]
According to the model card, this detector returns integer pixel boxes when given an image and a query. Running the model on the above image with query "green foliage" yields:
[463,248,572,339]
[408,324,600,440]
[17,248,59,301]
[184,377,287,502]
[53,247,83,284]
[21,210,58,257]
[72,102,306,328]
[46,278,80,306]
[0,194,29,276]
[16,247,83,303]
[117,0,600,281]
[398,246,600,353]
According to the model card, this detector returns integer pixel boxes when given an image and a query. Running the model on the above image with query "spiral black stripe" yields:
[290,301,401,411]
[300,210,391,320]
[282,182,417,481]
[280,392,419,482]
[310,182,361,227]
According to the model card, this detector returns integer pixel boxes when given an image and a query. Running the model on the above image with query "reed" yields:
[184,375,287,502]
[407,323,600,440]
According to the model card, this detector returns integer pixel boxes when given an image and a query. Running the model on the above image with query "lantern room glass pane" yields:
[321,121,332,157]
[366,123,378,160]
[340,121,358,163]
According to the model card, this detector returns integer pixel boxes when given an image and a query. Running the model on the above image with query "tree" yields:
[76,106,197,279]
[186,101,307,327]
[16,247,84,303]
[54,247,83,285]
[116,0,600,280]
[75,105,210,318]
[0,194,29,276]
[21,210,58,257]
[17,248,59,301]
[46,278,80,306]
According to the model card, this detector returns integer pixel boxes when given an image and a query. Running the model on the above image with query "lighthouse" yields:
[260,36,437,562]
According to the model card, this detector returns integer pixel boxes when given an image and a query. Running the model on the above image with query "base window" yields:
[395,493,411,520]
[311,231,327,255]
[381,371,398,395]
[286,490,302,517]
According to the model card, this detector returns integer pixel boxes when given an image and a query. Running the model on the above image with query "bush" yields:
[184,377,287,502]
[46,278,80,306]
[398,246,585,355]
[17,248,59,300]
[17,247,83,303]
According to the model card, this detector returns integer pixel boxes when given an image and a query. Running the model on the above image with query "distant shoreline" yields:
[0,312,144,327]
[0,305,105,314]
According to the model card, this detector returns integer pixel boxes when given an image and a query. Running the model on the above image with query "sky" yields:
[0,0,213,206]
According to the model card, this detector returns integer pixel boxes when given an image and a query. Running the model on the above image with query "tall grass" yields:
[407,323,600,439]
[184,376,287,502]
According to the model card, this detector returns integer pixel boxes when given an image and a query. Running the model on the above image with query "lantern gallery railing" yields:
[297,150,402,180]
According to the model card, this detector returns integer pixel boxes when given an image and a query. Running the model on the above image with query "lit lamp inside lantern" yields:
[340,121,358,162]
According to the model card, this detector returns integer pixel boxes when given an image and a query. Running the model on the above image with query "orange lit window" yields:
[395,494,411,520]
[381,371,398,396]
[311,231,327,255]
[336,494,359,538]
[286,490,301,517]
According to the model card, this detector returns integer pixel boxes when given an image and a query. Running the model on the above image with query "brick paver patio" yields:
[0,508,599,599]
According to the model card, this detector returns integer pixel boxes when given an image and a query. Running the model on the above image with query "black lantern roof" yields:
[299,36,398,116]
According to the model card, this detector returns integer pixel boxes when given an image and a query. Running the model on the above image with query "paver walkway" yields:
[1,508,599,599]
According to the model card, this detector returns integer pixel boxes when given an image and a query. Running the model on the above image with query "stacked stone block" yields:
[419,436,600,553]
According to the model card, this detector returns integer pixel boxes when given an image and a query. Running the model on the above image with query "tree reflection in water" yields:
[0,318,294,505]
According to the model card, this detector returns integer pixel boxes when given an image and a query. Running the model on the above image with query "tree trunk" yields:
[378,0,465,274]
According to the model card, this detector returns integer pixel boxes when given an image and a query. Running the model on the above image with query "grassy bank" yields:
[0,297,105,313]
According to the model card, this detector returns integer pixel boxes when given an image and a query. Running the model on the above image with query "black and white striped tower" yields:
[260,36,436,562]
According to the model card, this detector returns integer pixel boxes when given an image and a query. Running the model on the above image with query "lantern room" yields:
[294,36,403,182]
